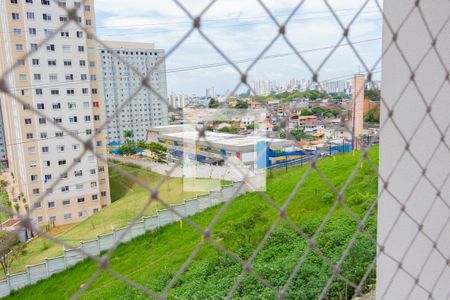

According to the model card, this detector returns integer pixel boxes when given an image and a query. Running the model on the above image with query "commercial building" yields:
[0,0,111,226]
[99,41,168,143]
[147,125,293,169]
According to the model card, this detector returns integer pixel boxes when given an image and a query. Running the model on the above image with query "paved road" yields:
[107,155,250,182]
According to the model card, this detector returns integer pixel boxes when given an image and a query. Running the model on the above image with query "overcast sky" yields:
[94,0,383,96]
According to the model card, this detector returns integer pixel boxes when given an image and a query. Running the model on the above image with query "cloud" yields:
[94,0,383,95]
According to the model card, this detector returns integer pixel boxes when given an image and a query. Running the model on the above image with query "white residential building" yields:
[0,0,111,226]
[99,41,168,143]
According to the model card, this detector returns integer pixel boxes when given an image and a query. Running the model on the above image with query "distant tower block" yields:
[352,74,365,150]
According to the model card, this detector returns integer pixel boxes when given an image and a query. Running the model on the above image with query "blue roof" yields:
[110,149,122,155]
[107,141,122,147]
[133,149,145,153]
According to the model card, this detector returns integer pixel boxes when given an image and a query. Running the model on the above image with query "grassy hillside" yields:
[7,148,378,299]
[9,163,222,274]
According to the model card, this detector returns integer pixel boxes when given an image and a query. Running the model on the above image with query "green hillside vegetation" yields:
[7,148,378,299]
[9,163,224,275]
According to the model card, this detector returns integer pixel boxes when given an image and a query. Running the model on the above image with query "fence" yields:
[0,182,246,298]
[0,0,448,299]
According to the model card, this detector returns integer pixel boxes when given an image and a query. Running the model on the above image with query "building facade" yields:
[0,0,111,226]
[99,41,168,143]
[0,101,8,168]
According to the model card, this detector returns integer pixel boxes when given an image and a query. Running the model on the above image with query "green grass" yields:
[7,148,379,299]
[9,163,229,275]
[0,190,11,222]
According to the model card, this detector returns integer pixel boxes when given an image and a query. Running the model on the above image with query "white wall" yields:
[378,1,450,299]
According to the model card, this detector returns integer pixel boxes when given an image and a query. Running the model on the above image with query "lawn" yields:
[7,148,379,299]
[9,162,227,275]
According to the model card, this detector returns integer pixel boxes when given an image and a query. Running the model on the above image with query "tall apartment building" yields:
[0,101,8,168]
[0,0,111,226]
[98,41,168,143]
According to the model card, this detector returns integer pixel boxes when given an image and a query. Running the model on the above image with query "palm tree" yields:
[123,130,134,147]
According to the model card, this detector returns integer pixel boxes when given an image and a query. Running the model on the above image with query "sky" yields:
[94,0,383,96]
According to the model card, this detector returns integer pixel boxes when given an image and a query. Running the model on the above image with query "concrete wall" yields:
[377,0,450,299]
[0,182,246,298]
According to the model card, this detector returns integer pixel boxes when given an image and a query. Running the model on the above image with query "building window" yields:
[55,131,64,137]
[57,145,65,152]
[37,103,44,109]
[58,159,66,166]
[28,28,36,35]
[37,216,43,223]
[52,103,61,109]
[74,170,82,177]
[93,208,99,213]
[46,44,55,51]
[48,201,55,209]
[62,45,71,53]
[41,146,49,153]
[43,160,50,167]
[44,174,51,182]
[26,12,34,20]
[69,116,78,123]
[40,132,47,139]
[62,199,70,206]
[15,44,23,51]
[24,118,32,125]
[48,59,56,66]
[32,188,40,195]
[61,186,69,192]
[31,175,38,181]
[60,31,69,37]
[63,60,72,66]
[51,89,59,95]
[64,213,72,220]
[101,191,107,197]
[41,0,50,5]
[92,194,98,201]
[30,161,37,168]
[78,211,87,218]
[77,197,85,203]
[12,13,20,20]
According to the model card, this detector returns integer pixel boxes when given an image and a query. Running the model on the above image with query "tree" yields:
[0,231,27,276]
[123,130,134,139]
[311,106,324,116]
[364,108,380,123]
[300,108,313,116]
[291,129,308,141]
[208,98,220,109]
[235,100,248,109]
[123,130,134,148]
[365,89,381,102]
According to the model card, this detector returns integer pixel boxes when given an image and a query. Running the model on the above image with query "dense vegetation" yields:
[6,148,378,299]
